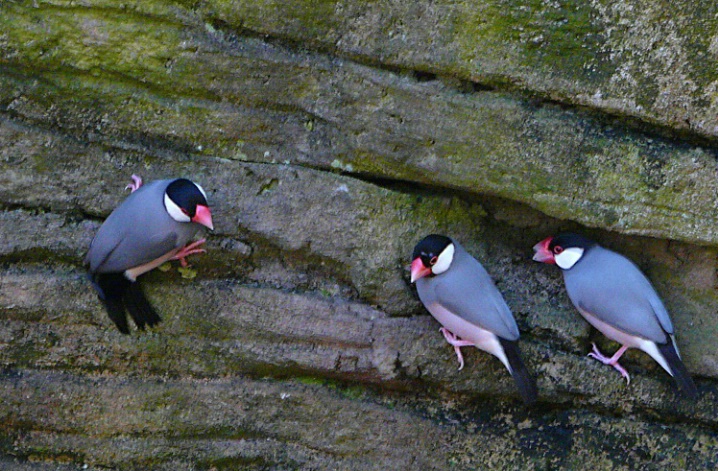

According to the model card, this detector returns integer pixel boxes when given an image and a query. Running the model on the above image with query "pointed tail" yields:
[498,338,538,404]
[90,273,161,334]
[124,281,161,330]
[657,340,698,399]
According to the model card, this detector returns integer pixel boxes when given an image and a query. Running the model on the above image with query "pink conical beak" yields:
[410,257,432,283]
[192,204,214,230]
[532,237,555,264]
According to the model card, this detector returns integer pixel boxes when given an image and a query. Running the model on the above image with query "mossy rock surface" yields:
[3,1,718,245]
[2,0,718,469]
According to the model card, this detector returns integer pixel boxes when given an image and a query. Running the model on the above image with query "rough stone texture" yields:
[4,2,718,246]
[205,0,718,141]
[2,0,718,469]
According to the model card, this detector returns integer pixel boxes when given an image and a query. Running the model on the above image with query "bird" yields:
[411,234,538,404]
[86,175,214,334]
[532,232,697,398]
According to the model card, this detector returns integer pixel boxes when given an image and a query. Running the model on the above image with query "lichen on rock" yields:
[3,0,718,468]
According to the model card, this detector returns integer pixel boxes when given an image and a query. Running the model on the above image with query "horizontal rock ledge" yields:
[203,0,718,143]
[2,368,718,469]
[1,265,717,424]
[3,6,718,246]
[4,2,718,467]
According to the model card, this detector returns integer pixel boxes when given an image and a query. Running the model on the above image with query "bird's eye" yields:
[553,246,564,255]
[429,256,438,265]
[181,208,190,216]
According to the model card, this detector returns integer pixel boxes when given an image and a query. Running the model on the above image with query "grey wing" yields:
[88,225,179,274]
[434,262,520,341]
[105,231,178,273]
[567,249,673,342]
[87,180,180,273]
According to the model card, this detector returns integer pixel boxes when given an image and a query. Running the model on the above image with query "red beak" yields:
[532,237,555,264]
[410,257,432,283]
[192,204,214,230]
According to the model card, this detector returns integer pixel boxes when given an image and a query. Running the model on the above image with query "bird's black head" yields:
[164,178,214,229]
[550,233,596,252]
[411,234,455,282]
[533,232,596,269]
[412,234,452,265]
[166,179,207,217]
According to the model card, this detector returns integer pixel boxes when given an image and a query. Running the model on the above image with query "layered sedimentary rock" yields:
[2,0,718,468]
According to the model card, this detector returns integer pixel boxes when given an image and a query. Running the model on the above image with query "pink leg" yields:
[587,342,631,384]
[171,238,207,267]
[125,174,143,193]
[439,327,475,371]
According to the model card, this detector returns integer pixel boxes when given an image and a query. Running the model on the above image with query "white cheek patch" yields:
[432,243,455,275]
[555,247,584,270]
[194,182,208,201]
[164,193,191,223]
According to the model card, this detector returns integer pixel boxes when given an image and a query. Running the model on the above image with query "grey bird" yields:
[411,234,538,404]
[86,175,214,334]
[533,233,697,398]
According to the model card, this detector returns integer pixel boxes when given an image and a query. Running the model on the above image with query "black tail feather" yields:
[657,340,698,399]
[123,281,161,330]
[499,338,539,404]
[103,295,131,334]
[91,273,161,334]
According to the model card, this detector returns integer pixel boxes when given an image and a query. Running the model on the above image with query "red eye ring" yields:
[553,246,564,255]
[429,256,438,265]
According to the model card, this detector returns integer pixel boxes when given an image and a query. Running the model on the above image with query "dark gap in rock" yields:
[470,81,498,92]
[522,94,718,153]
[451,78,499,94]
[412,70,437,82]
[333,169,496,206]
[205,17,263,46]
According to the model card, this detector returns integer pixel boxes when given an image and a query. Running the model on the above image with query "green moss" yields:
[1,63,238,156]
[7,340,45,365]
[454,0,610,83]
[24,450,86,466]
[210,0,340,40]
[295,376,327,386]
[2,4,180,78]
[196,456,272,471]
[628,0,718,101]
[338,150,411,180]
[294,376,369,400]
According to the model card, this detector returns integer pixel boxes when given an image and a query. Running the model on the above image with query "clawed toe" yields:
[439,327,474,371]
[587,343,631,384]
[171,238,208,267]
[125,174,143,193]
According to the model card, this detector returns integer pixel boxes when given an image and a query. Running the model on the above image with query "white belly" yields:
[426,302,512,373]
[578,308,672,375]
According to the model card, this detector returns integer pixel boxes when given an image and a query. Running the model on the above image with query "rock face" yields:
[2,0,718,469]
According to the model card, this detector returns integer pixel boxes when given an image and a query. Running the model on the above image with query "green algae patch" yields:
[209,0,342,43]
[454,0,610,85]
[4,0,718,249]
[1,4,184,82]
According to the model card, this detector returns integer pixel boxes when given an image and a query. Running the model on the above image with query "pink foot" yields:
[125,174,143,193]
[587,342,631,384]
[171,238,207,267]
[439,327,475,371]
